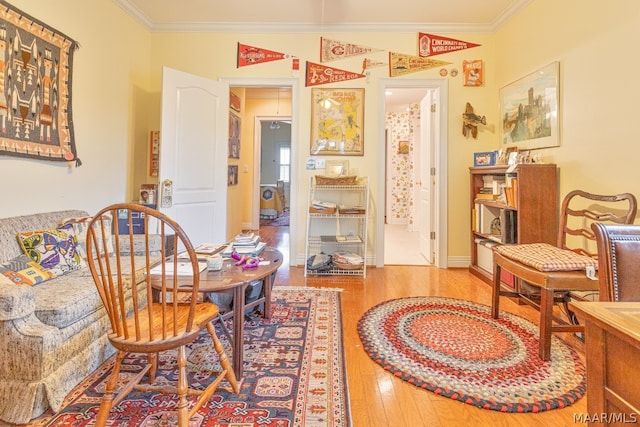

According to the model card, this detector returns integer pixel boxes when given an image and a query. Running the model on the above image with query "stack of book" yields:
[475,175,505,201]
[222,232,266,256]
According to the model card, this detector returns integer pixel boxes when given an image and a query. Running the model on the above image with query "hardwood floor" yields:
[257,225,588,427]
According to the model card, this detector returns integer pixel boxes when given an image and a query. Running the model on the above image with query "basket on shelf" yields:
[315,175,358,186]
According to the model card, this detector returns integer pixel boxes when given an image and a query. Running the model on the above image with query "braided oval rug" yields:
[357,296,586,413]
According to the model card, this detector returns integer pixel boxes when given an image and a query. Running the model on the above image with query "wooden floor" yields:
[258,224,588,427]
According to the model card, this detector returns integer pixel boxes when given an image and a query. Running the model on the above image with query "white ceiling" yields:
[114,0,532,33]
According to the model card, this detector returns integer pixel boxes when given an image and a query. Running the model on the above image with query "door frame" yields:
[223,77,298,267]
[377,78,448,268]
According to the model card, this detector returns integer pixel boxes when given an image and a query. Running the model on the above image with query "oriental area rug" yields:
[357,296,586,413]
[31,287,350,427]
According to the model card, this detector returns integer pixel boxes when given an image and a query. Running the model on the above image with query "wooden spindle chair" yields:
[85,203,238,426]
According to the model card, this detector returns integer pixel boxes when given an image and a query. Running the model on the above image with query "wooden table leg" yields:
[231,283,247,380]
[264,272,274,319]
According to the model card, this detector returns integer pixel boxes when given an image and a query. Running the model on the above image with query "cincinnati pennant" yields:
[418,33,481,57]
[237,43,289,67]
[306,61,366,87]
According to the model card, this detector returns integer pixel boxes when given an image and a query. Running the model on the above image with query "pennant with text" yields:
[306,61,366,87]
[361,58,386,73]
[320,37,383,62]
[389,52,451,77]
[418,33,481,57]
[237,43,290,67]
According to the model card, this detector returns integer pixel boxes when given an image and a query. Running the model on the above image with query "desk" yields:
[569,301,640,425]
[152,247,282,379]
[260,184,285,219]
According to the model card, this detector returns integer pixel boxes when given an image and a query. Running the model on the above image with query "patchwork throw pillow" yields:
[17,225,86,276]
[0,254,56,286]
[59,214,115,259]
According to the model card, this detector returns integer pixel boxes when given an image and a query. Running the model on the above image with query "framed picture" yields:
[227,165,238,186]
[325,160,350,177]
[311,88,364,156]
[499,61,560,149]
[229,112,240,159]
[398,140,409,154]
[230,91,241,112]
[473,151,496,167]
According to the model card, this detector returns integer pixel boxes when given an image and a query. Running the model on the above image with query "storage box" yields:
[476,239,498,273]
[117,209,146,234]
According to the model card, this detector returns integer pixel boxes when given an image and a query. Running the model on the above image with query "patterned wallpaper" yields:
[386,104,420,225]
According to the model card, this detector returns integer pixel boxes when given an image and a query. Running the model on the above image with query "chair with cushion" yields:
[85,203,238,426]
[592,223,640,302]
[491,190,637,360]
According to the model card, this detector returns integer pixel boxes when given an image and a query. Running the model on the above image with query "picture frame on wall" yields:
[325,159,350,177]
[499,61,560,149]
[228,165,238,186]
[310,88,364,156]
[229,112,240,159]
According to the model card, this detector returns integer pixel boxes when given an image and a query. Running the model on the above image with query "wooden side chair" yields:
[592,223,640,302]
[85,203,238,426]
[491,190,637,360]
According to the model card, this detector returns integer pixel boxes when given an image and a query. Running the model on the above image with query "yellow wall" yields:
[496,0,640,201]
[3,0,640,265]
[1,0,152,216]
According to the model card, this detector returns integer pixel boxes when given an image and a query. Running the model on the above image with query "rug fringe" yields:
[274,285,343,292]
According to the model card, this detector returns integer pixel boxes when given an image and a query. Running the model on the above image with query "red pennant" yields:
[418,33,481,57]
[237,43,289,67]
[305,61,365,87]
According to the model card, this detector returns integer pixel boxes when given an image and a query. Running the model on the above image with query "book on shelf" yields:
[310,199,337,210]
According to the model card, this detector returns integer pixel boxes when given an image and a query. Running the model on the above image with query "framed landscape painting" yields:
[499,61,560,149]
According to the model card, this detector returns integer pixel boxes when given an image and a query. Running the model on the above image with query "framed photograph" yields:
[499,61,560,149]
[229,112,240,159]
[473,151,496,167]
[325,160,350,177]
[227,165,238,186]
[311,88,364,156]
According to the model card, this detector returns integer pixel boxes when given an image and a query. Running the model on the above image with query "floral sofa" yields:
[0,210,159,424]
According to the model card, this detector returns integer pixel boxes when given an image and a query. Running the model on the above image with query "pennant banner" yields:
[237,43,290,67]
[389,52,451,77]
[306,61,366,87]
[361,58,386,73]
[418,33,481,57]
[320,38,383,62]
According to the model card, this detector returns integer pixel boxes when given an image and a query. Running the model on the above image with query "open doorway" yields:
[257,118,291,228]
[377,78,448,268]
[383,87,431,265]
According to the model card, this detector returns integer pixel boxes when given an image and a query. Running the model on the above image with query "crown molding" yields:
[113,0,532,34]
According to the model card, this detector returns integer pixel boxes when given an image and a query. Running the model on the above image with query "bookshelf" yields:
[469,164,558,288]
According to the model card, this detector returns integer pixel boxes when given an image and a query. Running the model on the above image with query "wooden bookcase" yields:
[469,164,558,287]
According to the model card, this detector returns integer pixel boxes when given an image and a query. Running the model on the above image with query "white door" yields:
[159,67,229,244]
[417,92,434,263]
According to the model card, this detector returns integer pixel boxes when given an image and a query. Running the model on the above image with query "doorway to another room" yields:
[380,80,448,268]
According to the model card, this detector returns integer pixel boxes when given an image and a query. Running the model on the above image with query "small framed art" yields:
[473,151,497,167]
